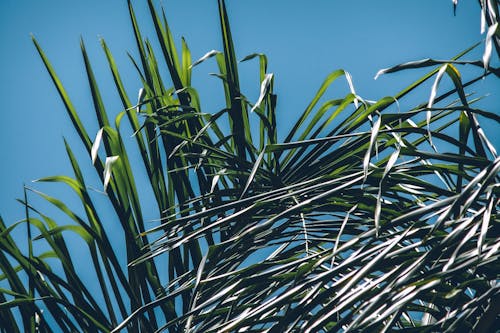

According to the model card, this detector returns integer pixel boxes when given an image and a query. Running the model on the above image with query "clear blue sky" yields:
[0,1,498,238]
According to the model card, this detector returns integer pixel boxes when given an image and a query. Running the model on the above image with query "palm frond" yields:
[1,1,498,332]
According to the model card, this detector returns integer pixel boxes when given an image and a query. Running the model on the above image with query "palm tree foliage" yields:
[1,0,499,332]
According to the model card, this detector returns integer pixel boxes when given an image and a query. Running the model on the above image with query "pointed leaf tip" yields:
[374,69,385,80]
[103,155,119,191]
[91,128,104,164]
[190,50,220,69]
[240,53,264,62]
[428,64,448,108]
[483,23,498,72]
[344,70,359,108]
[363,116,382,178]
[136,88,146,113]
[480,6,486,34]
[251,73,273,112]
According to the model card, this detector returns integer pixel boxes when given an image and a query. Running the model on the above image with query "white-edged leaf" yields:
[486,0,497,21]
[173,87,188,96]
[427,64,448,150]
[478,189,494,255]
[374,149,398,236]
[190,50,220,69]
[35,310,42,325]
[387,124,406,148]
[210,168,227,194]
[374,59,432,80]
[483,22,498,72]
[443,222,479,272]
[185,252,210,331]
[251,73,273,112]
[485,239,500,260]
[136,88,146,113]
[374,68,386,80]
[378,279,440,324]
[383,148,400,179]
[428,64,448,109]
[36,270,45,282]
[374,189,383,238]
[374,59,436,80]
[196,149,208,170]
[103,155,119,191]
[306,231,409,333]
[344,70,359,108]
[363,116,381,178]
[480,2,486,34]
[240,150,265,198]
[91,128,104,165]
[331,204,358,267]
[477,126,497,157]
[407,119,418,128]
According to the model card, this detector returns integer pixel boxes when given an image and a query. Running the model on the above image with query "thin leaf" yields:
[91,128,104,165]
[103,156,119,192]
[251,73,273,112]
[483,22,498,72]
[190,50,221,69]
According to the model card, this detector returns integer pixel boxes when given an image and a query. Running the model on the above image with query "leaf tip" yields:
[374,69,385,80]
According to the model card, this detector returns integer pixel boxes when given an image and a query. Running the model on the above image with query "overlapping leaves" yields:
[0,1,498,332]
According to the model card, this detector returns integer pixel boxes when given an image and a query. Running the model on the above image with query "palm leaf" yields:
[1,1,498,332]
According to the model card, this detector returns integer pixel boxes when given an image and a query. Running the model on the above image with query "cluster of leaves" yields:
[0,0,499,332]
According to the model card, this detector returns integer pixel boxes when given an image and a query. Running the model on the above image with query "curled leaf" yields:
[251,73,273,112]
[383,148,400,179]
[375,58,440,79]
[240,53,265,62]
[483,22,498,72]
[344,70,359,108]
[428,64,448,109]
[190,50,220,69]
[103,155,119,191]
[91,128,104,165]
[426,64,448,149]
